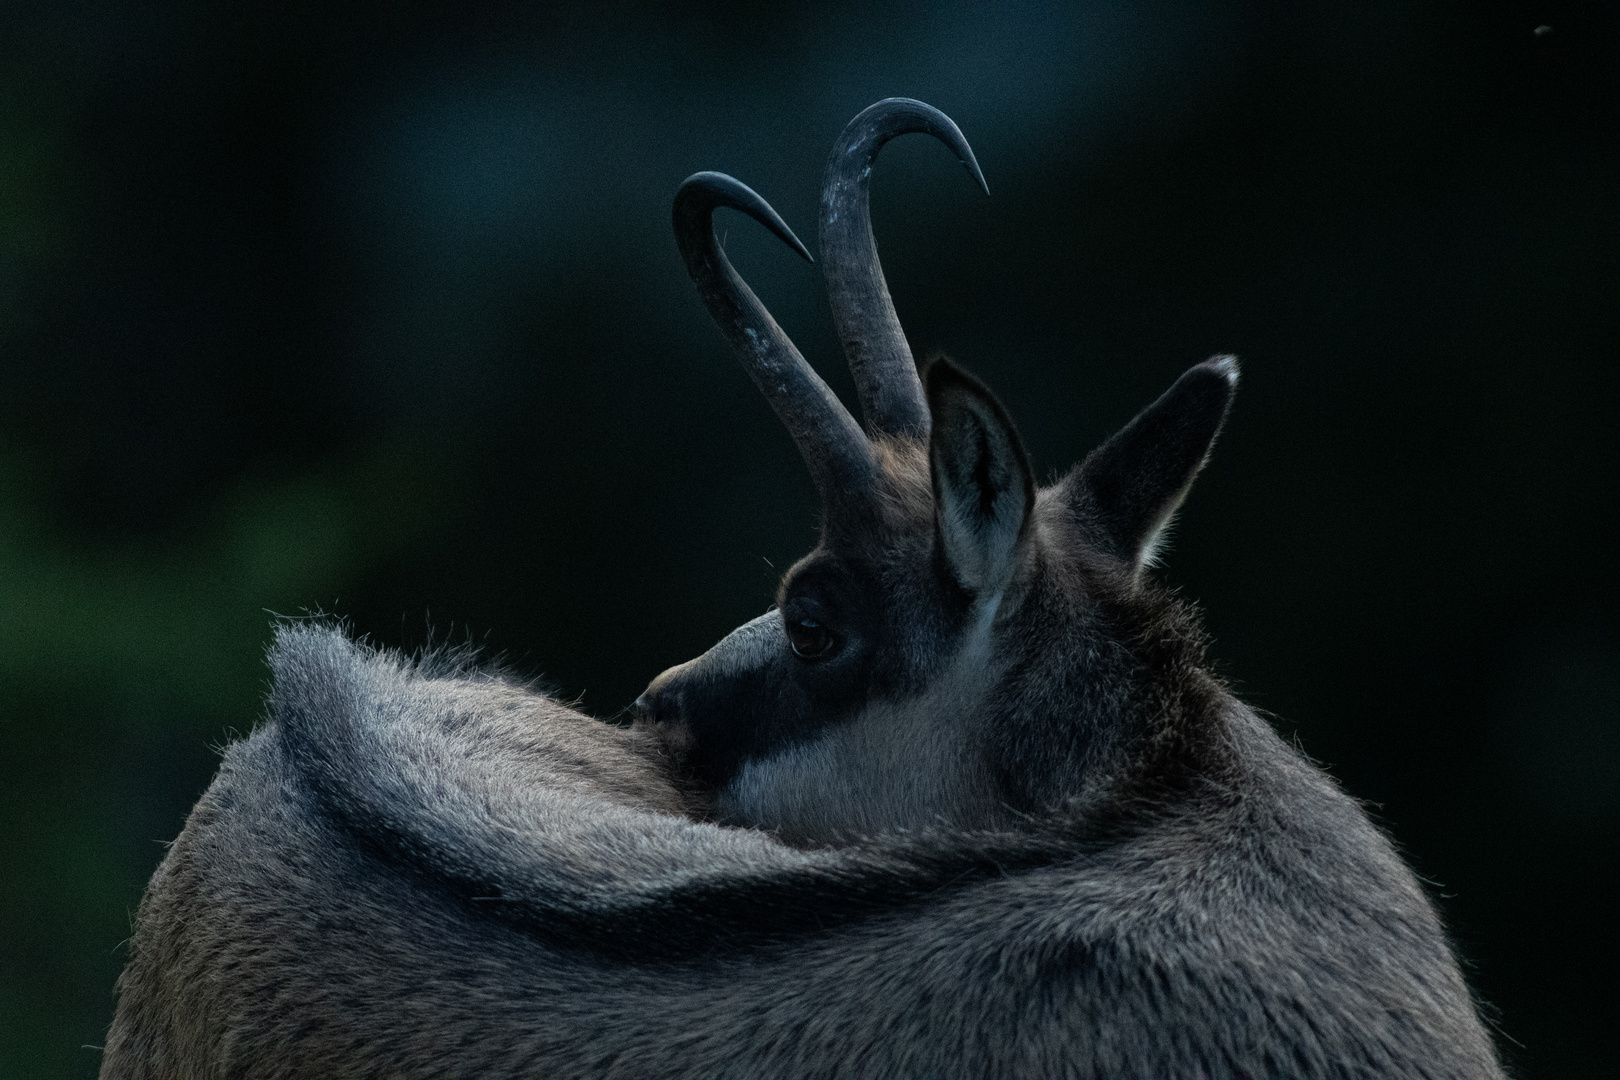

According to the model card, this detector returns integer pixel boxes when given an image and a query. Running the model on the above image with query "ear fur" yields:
[1070,355,1237,571]
[925,358,1035,597]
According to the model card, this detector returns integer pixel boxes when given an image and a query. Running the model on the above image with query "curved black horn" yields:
[820,99,989,440]
[674,171,875,505]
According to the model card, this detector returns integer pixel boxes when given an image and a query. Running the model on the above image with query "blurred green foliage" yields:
[0,437,447,1074]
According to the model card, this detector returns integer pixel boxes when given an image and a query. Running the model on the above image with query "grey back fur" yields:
[101,623,1503,1078]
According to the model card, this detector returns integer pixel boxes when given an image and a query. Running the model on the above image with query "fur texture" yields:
[101,621,1503,1078]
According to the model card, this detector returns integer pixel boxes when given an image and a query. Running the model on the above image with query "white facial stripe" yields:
[715,642,1010,843]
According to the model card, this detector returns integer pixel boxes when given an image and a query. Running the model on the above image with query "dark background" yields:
[1,1,1614,1075]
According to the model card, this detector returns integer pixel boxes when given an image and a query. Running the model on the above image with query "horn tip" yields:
[786,231,815,264]
[967,158,990,197]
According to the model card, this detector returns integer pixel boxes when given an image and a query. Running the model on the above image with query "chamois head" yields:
[638,100,1236,843]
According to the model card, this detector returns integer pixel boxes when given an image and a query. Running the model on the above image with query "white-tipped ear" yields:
[925,359,1035,596]
[1070,355,1238,572]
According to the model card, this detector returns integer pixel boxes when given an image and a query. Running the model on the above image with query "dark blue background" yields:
[1,2,1614,1075]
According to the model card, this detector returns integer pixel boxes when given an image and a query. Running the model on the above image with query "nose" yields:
[634,663,685,725]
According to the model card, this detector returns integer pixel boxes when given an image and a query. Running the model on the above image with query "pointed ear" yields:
[1070,355,1238,570]
[925,358,1035,596]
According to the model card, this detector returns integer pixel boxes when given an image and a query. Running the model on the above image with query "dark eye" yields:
[787,618,834,660]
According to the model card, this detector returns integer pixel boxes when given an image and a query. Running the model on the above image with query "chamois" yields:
[101,99,1504,1079]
